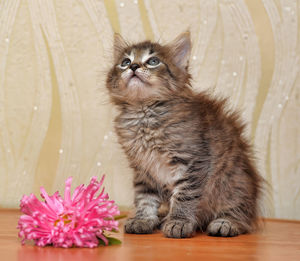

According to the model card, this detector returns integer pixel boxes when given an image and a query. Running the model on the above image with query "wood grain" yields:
[1,209,300,261]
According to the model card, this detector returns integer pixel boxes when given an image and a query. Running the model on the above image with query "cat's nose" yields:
[130,63,140,72]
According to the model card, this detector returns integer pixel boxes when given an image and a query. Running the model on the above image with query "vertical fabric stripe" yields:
[138,0,154,40]
[103,0,121,33]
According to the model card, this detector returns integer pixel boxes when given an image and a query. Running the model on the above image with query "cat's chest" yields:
[116,108,165,152]
[116,108,181,185]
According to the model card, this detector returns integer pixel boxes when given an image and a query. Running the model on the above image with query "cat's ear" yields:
[167,31,191,70]
[113,33,127,61]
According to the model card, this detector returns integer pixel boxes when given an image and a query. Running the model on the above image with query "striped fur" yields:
[106,32,263,238]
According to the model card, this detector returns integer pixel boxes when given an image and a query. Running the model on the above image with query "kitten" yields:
[106,32,262,238]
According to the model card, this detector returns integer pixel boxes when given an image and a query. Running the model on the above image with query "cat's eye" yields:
[146,57,160,66]
[121,58,131,68]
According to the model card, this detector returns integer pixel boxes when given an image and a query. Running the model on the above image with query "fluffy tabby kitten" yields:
[106,32,262,238]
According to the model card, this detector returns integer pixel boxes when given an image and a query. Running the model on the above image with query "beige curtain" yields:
[0,0,299,220]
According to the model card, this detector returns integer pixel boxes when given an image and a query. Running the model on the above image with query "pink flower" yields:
[17,176,120,248]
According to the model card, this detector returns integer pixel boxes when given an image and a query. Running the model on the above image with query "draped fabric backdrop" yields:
[0,0,299,220]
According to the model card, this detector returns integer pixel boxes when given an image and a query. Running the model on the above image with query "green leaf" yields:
[98,236,122,246]
[114,214,127,220]
[107,237,122,245]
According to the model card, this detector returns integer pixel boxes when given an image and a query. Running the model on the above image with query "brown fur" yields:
[106,32,263,238]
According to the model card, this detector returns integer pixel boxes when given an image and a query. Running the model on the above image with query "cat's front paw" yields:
[162,219,196,238]
[125,217,159,234]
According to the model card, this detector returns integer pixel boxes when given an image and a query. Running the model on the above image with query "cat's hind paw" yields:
[206,218,243,237]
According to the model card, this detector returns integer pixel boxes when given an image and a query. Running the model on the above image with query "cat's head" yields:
[106,32,192,105]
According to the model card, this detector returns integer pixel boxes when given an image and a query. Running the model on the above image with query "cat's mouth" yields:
[128,73,148,85]
[131,75,139,80]
[128,75,143,86]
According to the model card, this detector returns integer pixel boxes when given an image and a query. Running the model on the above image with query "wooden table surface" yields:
[1,209,300,261]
